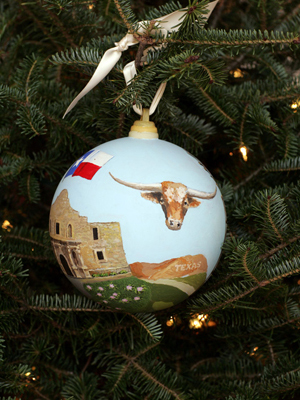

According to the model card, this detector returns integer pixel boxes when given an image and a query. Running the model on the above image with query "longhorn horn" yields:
[187,186,217,199]
[109,172,162,192]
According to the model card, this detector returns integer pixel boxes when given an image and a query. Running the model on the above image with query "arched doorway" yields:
[59,254,73,276]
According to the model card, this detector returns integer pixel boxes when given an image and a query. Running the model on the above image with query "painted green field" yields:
[84,276,189,312]
[174,272,207,289]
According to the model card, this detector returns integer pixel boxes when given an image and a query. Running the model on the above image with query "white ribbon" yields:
[63,0,219,118]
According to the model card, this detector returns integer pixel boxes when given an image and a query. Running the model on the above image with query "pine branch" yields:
[130,359,187,400]
[113,0,138,31]
[241,248,260,284]
[191,84,236,125]
[109,362,131,395]
[233,162,269,190]
[264,157,300,172]
[25,59,38,105]
[260,236,300,259]
[43,111,97,146]
[190,256,300,314]
[41,2,78,48]
[129,313,163,342]
[266,196,284,242]
[115,351,189,400]
[165,28,300,47]
[0,84,97,146]
[163,120,203,146]
[20,4,62,52]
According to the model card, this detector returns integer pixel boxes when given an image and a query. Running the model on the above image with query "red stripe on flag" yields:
[72,162,101,180]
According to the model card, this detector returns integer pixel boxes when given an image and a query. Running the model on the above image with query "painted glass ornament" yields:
[49,114,226,312]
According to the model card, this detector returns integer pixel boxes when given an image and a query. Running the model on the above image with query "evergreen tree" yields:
[1,0,300,399]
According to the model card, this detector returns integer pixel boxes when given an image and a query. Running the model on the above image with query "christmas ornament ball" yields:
[49,118,226,312]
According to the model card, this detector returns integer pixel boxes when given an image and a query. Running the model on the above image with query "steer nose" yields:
[166,218,182,230]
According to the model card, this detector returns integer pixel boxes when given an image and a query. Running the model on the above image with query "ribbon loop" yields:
[63,0,219,118]
[124,61,167,116]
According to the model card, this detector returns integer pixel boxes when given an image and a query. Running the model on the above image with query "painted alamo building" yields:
[49,189,130,278]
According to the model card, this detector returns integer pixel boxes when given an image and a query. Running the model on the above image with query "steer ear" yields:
[141,192,160,204]
[188,197,201,208]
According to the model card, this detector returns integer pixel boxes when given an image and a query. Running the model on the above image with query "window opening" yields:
[56,222,60,235]
[68,224,72,237]
[97,251,104,260]
[93,227,98,240]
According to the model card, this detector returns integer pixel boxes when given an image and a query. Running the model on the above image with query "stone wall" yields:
[50,189,130,277]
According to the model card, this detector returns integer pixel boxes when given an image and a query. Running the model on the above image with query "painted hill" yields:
[130,254,208,281]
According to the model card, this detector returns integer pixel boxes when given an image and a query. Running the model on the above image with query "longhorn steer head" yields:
[109,172,217,231]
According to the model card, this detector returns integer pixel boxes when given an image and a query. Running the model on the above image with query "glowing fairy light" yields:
[239,145,248,161]
[88,4,94,9]
[230,68,244,78]
[23,367,39,384]
[291,100,300,111]
[246,346,259,356]
[2,220,13,231]
[189,314,208,329]
[166,316,174,327]
[207,320,217,327]
[250,346,259,356]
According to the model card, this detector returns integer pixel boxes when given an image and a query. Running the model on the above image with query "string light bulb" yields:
[189,314,208,329]
[230,68,244,78]
[239,145,248,161]
[166,316,174,327]
[250,347,259,356]
[291,99,300,112]
[2,220,13,231]
[88,4,94,9]
[207,320,217,327]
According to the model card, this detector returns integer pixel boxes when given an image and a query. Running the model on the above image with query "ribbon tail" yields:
[203,0,219,20]
[149,82,167,115]
[63,47,122,118]
[123,61,137,85]
[123,61,166,116]
[123,61,141,116]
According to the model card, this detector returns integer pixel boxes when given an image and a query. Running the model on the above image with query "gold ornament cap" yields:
[129,109,158,139]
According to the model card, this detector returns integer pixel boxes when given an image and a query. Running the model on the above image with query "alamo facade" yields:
[49,189,130,278]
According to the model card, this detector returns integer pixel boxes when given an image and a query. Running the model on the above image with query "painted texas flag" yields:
[65,149,113,180]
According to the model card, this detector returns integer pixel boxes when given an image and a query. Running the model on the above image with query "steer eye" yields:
[159,198,164,205]
[184,200,189,206]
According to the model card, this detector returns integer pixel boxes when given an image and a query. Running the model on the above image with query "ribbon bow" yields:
[63,0,219,118]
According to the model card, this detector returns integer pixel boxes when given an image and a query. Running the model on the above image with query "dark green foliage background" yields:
[0,0,300,399]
